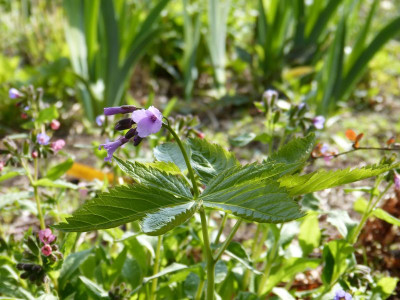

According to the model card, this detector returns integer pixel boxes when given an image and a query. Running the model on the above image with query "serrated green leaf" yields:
[54,183,193,232]
[154,142,189,172]
[279,163,399,196]
[141,201,198,236]
[268,133,316,166]
[114,157,192,199]
[201,179,304,223]
[354,197,400,227]
[188,138,239,184]
[146,161,182,175]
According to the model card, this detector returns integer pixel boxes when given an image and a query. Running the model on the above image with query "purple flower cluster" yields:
[334,290,352,300]
[99,105,163,162]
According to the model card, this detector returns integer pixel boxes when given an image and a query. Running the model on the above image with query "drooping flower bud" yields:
[133,135,143,146]
[115,118,134,131]
[99,136,130,162]
[50,119,60,130]
[125,128,137,139]
[104,105,137,116]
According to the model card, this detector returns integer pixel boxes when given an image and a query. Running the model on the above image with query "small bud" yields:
[41,244,52,256]
[16,263,25,270]
[20,272,29,279]
[51,244,59,251]
[23,263,34,271]
[125,128,137,139]
[32,265,42,273]
[49,253,57,262]
[29,273,37,282]
[21,113,28,119]
[54,252,64,260]
[115,118,134,131]
[133,135,143,146]
[50,119,60,130]
[31,151,39,158]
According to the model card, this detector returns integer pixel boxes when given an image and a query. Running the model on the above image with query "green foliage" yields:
[63,0,170,121]
[188,137,240,184]
[279,163,400,196]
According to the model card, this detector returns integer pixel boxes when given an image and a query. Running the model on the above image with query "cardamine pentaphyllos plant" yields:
[55,105,399,300]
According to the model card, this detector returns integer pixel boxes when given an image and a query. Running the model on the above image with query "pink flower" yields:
[38,228,56,244]
[50,119,60,130]
[394,172,400,191]
[51,139,65,152]
[41,244,52,256]
[131,106,163,138]
[31,151,39,158]
[0,161,4,172]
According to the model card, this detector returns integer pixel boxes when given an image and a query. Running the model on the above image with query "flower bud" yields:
[41,244,52,256]
[50,119,60,130]
[31,151,39,158]
[20,272,29,279]
[133,135,143,146]
[115,118,134,131]
[21,113,28,119]
[125,128,137,139]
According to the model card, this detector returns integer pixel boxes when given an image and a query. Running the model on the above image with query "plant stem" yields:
[163,122,199,198]
[257,224,282,296]
[314,146,400,160]
[194,278,205,300]
[200,207,215,300]
[214,219,242,261]
[21,158,45,229]
[150,235,163,300]
[243,223,264,289]
[214,212,228,244]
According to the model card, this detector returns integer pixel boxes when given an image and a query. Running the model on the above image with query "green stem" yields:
[150,235,163,300]
[194,278,205,300]
[214,213,228,244]
[257,225,282,296]
[21,158,45,229]
[214,219,242,261]
[243,224,262,289]
[200,208,215,300]
[163,122,199,198]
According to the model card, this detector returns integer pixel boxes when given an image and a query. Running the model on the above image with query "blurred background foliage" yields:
[0,0,399,130]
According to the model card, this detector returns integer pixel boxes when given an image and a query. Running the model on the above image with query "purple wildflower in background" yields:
[37,133,50,145]
[312,116,325,130]
[394,172,400,191]
[263,89,278,102]
[334,290,352,300]
[9,88,22,99]
[99,136,129,162]
[131,106,163,138]
[39,228,56,244]
[96,115,105,126]
[104,105,137,116]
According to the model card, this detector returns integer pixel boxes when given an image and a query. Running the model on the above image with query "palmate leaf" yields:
[154,142,189,172]
[188,138,239,184]
[280,163,400,196]
[201,180,304,223]
[200,162,306,223]
[55,159,195,233]
[54,184,194,232]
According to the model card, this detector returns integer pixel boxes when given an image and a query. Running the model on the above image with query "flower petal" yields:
[131,109,148,123]
[148,106,163,121]
[136,118,162,137]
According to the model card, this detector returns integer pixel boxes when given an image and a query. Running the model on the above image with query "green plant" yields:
[63,0,170,121]
[55,106,399,299]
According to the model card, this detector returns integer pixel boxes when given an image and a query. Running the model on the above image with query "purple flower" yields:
[131,106,163,138]
[96,115,105,126]
[394,172,400,191]
[38,228,56,244]
[41,244,52,256]
[37,133,50,145]
[9,88,22,99]
[312,116,325,130]
[334,290,352,300]
[104,105,137,116]
[263,89,278,102]
[99,136,129,162]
